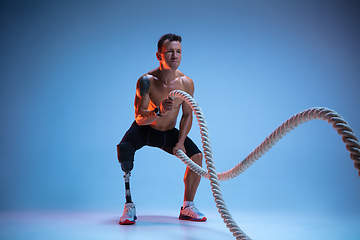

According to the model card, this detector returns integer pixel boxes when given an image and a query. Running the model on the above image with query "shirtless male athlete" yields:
[117,33,206,225]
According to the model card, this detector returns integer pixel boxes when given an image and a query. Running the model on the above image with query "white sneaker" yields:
[179,203,207,221]
[119,203,137,225]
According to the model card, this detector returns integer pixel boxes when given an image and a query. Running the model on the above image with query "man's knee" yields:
[117,142,135,172]
[191,152,203,166]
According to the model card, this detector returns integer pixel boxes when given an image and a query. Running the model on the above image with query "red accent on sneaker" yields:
[119,219,136,225]
[193,216,207,222]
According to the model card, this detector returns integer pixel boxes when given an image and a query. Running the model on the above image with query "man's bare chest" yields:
[149,81,185,106]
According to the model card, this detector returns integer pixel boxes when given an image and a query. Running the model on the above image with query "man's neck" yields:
[158,68,177,85]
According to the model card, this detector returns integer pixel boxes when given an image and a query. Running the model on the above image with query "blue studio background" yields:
[1,0,359,225]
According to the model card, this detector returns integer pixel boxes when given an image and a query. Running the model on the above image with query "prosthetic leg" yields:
[117,143,137,225]
[124,171,132,203]
[119,170,137,225]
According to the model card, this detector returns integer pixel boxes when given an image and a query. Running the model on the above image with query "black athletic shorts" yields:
[119,121,201,159]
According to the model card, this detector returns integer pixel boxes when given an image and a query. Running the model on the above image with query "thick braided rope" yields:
[169,90,250,240]
[168,91,360,180]
[168,90,360,240]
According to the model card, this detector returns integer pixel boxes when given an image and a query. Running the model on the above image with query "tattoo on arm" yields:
[139,76,150,96]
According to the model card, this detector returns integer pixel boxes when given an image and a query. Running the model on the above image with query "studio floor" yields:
[1,209,359,240]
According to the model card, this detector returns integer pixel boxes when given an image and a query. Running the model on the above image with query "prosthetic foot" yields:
[119,202,137,225]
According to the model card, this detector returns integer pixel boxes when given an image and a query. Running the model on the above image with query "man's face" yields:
[158,40,182,70]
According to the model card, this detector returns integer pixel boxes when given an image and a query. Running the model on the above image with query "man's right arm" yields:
[134,76,160,126]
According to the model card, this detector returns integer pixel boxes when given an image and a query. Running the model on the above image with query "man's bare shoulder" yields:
[174,70,191,83]
[145,68,160,80]
[177,70,192,83]
[136,70,157,88]
[175,72,194,95]
[136,72,159,97]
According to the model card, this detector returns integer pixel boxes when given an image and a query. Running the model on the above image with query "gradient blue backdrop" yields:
[1,0,359,224]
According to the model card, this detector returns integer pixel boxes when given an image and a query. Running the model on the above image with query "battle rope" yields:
[168,90,360,240]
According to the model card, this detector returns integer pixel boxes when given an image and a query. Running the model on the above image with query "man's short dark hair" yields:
[157,33,182,53]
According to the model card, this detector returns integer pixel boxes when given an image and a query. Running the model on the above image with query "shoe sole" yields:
[119,219,136,225]
[179,215,207,222]
[119,216,137,225]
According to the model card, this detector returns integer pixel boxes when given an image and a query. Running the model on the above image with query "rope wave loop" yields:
[168,90,360,240]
